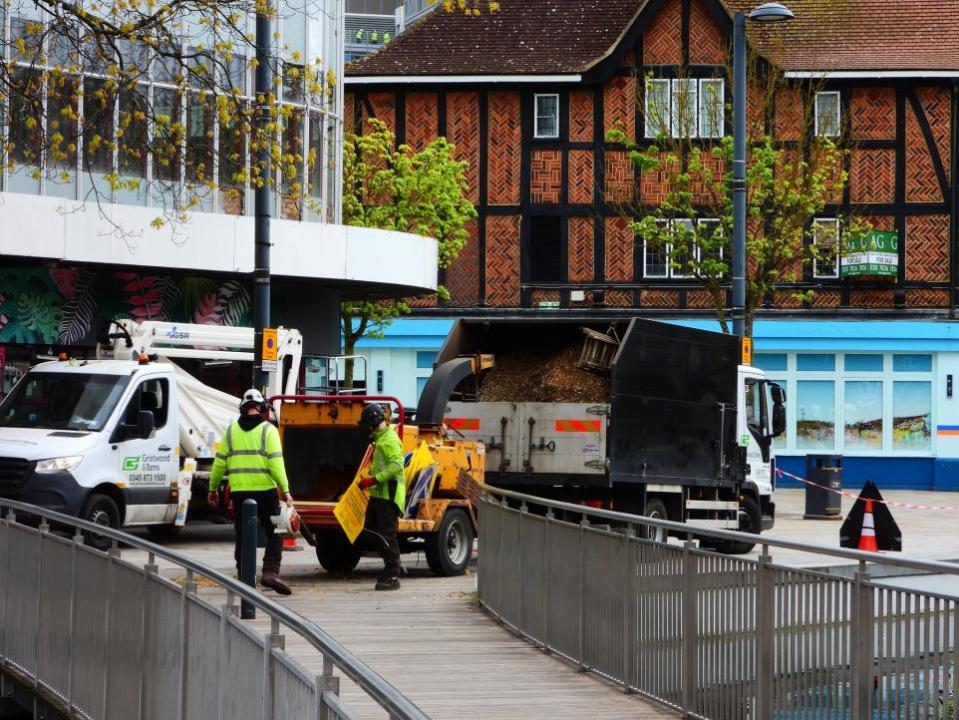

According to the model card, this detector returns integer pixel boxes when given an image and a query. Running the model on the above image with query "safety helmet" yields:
[359,403,387,435]
[240,388,266,412]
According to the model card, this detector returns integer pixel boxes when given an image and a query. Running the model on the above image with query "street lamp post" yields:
[253,7,274,390]
[731,2,794,339]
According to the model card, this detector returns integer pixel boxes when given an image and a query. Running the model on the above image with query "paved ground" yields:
[116,488,959,719]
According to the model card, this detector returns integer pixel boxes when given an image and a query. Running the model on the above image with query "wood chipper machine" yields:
[270,354,493,576]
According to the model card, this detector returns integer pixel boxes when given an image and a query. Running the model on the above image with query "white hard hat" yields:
[240,388,266,408]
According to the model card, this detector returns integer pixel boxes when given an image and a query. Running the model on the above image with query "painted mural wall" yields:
[0,267,252,347]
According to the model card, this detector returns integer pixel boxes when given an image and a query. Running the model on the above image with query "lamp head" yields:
[748,2,794,22]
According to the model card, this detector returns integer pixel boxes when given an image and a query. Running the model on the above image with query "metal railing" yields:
[479,486,959,720]
[0,498,429,720]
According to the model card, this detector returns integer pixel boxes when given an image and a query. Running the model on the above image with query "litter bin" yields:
[803,454,842,519]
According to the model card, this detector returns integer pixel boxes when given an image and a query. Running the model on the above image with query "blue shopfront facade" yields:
[360,317,959,491]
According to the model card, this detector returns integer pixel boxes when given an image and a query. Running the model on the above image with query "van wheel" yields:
[80,494,120,551]
[146,524,182,542]
[425,509,474,576]
[316,530,361,574]
[643,498,669,544]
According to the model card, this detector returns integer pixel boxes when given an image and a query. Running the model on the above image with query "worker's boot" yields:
[375,576,400,591]
[260,570,293,596]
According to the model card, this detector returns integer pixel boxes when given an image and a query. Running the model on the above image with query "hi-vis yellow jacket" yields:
[210,420,290,493]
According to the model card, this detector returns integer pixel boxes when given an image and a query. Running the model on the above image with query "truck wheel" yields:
[714,496,761,555]
[642,498,669,544]
[146,524,182,542]
[80,494,120,551]
[425,509,474,576]
[316,530,361,574]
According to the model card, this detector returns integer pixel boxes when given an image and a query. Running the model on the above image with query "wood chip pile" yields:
[477,344,610,403]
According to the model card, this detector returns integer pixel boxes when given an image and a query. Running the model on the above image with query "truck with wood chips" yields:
[440,317,785,553]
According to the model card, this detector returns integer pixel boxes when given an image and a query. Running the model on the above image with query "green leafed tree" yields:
[341,118,476,384]
[609,62,853,338]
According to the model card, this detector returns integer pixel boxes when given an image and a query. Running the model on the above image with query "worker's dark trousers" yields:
[365,497,401,577]
[231,489,282,574]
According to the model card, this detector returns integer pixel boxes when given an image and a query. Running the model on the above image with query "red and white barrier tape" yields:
[775,467,959,513]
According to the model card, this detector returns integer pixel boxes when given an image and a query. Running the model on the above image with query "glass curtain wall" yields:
[0,0,344,223]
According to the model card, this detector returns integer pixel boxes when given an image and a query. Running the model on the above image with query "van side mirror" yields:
[137,410,156,440]
[770,382,786,405]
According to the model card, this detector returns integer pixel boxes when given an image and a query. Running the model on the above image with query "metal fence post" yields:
[34,520,47,688]
[623,524,634,694]
[178,568,197,720]
[65,528,81,715]
[315,655,340,720]
[755,545,775,720]
[102,539,120,720]
[682,539,697,715]
[263,618,284,720]
[851,560,874,720]
[242,499,257,619]
[578,516,589,672]
[543,509,552,654]
[518,501,526,635]
[138,553,158,720]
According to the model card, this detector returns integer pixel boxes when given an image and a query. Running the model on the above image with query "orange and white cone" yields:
[858,499,879,552]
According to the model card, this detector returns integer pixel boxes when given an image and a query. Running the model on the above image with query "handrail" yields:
[481,483,959,577]
[269,393,406,437]
[0,497,428,720]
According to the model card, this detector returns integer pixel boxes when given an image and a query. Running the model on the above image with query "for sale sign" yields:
[841,230,898,278]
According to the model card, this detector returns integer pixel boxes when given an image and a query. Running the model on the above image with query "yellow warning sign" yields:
[334,446,373,544]
[741,336,753,365]
[262,328,278,362]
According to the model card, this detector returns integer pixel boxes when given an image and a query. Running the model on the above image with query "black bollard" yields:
[240,499,257,619]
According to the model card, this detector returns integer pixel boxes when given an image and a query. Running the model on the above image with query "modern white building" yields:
[0,0,437,384]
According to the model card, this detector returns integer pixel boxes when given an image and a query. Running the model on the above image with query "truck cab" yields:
[740,365,786,532]
[0,358,183,547]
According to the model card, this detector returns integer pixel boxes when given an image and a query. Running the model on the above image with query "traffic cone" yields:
[858,500,879,552]
[282,536,302,551]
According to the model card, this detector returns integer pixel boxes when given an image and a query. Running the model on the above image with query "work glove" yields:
[283,492,294,508]
[358,476,376,490]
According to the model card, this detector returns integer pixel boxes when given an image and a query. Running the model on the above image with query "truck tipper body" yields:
[439,318,784,550]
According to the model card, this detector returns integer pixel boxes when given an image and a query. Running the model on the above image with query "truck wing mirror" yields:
[770,382,786,405]
[137,410,156,440]
[771,404,786,438]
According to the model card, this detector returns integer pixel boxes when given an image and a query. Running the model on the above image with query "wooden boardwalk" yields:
[125,525,675,719]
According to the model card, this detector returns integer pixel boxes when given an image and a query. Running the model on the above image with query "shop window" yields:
[528,216,563,282]
[534,94,559,139]
[797,380,835,450]
[893,354,932,372]
[797,354,835,372]
[754,354,787,372]
[815,91,840,137]
[416,351,437,369]
[844,354,883,372]
[844,381,883,450]
[893,381,931,451]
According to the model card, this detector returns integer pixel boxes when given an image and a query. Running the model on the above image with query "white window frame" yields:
[642,217,722,278]
[644,79,671,139]
[812,217,840,279]
[533,93,560,139]
[643,219,670,278]
[645,78,725,140]
[698,78,725,139]
[814,91,841,137]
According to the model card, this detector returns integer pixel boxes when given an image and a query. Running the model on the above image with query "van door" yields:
[113,376,179,525]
